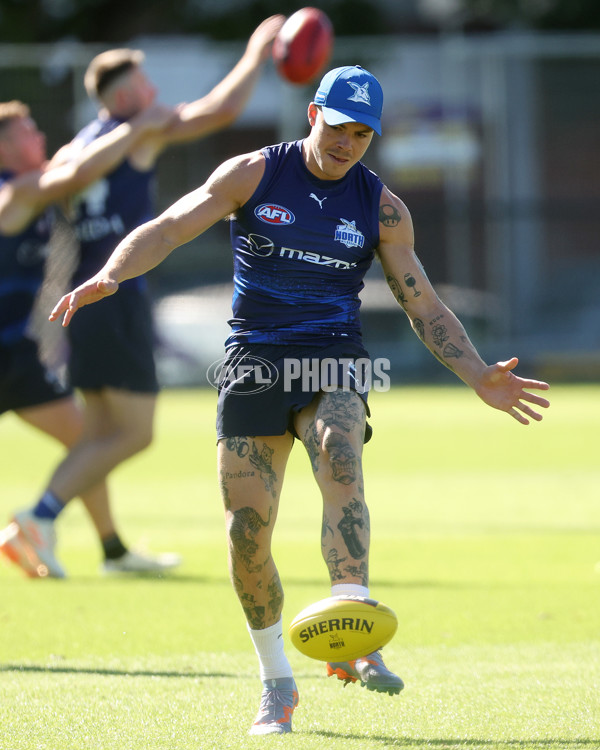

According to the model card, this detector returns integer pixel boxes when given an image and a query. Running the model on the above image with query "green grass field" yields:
[1,384,599,750]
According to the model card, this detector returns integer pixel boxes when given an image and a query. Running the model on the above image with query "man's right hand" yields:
[49,277,119,327]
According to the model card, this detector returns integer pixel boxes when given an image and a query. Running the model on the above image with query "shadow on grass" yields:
[305,730,598,748]
[62,575,475,590]
[62,574,224,584]
[0,664,241,679]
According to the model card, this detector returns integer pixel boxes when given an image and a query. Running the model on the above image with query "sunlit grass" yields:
[1,385,599,749]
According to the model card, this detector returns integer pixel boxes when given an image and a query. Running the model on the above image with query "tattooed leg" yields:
[296,389,370,588]
[218,434,292,629]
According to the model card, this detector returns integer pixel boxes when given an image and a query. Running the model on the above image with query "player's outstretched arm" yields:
[0,104,175,235]
[376,187,550,425]
[50,150,266,327]
[164,15,285,144]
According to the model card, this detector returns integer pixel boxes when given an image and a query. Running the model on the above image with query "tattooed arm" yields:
[376,186,550,424]
[377,187,486,377]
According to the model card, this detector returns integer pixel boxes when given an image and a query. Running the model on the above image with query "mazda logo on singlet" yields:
[254,203,295,225]
[246,234,275,257]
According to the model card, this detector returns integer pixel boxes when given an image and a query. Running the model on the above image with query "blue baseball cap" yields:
[314,65,383,135]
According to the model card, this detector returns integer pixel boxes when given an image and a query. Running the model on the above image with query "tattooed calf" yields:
[337,504,366,559]
[241,592,266,630]
[322,512,334,542]
[267,573,284,618]
[325,548,348,581]
[344,560,368,587]
[232,571,244,596]
[350,497,370,532]
[229,506,272,573]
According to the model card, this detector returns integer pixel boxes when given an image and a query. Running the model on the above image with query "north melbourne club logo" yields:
[347,81,371,106]
[335,218,365,249]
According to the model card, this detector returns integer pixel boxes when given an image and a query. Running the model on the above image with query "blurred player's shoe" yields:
[101,549,181,575]
[327,650,404,695]
[0,521,48,577]
[249,677,299,735]
[11,510,65,578]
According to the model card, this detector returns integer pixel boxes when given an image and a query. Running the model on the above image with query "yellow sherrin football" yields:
[289,595,398,662]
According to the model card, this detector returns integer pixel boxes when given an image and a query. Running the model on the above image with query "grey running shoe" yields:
[327,650,404,695]
[249,677,299,735]
[12,510,65,578]
[102,549,181,575]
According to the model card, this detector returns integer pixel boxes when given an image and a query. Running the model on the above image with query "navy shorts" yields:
[215,341,373,442]
[67,283,159,393]
[0,336,71,414]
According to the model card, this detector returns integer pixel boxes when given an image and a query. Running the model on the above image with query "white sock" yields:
[331,583,370,598]
[247,618,293,682]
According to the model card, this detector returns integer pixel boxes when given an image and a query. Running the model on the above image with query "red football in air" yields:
[272,7,334,85]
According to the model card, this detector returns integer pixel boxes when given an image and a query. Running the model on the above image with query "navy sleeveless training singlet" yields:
[69,117,155,289]
[228,140,383,348]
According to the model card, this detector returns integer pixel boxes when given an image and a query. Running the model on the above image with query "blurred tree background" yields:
[1,0,599,44]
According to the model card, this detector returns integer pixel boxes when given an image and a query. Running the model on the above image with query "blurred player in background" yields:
[0,99,175,578]
[2,14,285,578]
[50,65,550,733]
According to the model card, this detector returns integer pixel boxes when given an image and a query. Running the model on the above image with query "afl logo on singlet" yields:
[254,203,295,225]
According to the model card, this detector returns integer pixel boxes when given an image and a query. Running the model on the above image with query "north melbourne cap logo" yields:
[347,81,372,106]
